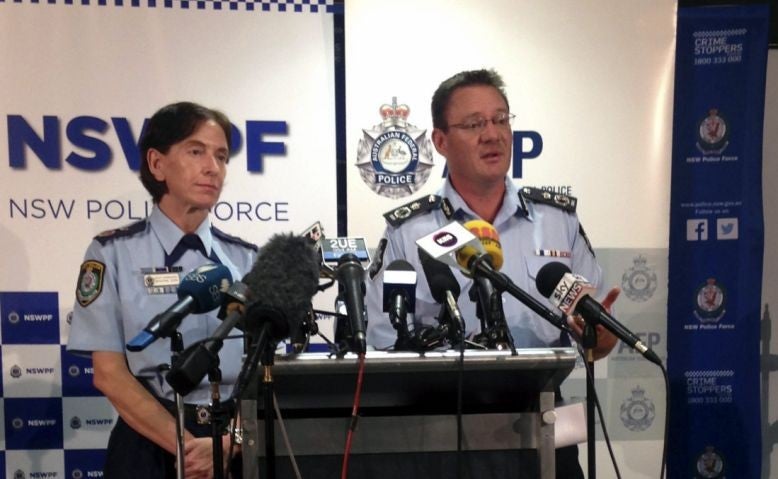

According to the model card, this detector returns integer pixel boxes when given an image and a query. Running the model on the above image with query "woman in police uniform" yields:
[68,102,257,479]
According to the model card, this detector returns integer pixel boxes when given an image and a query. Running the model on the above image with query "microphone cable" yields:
[455,327,466,479]
[579,350,623,479]
[659,361,669,479]
[341,352,366,479]
[273,391,303,479]
[578,347,668,479]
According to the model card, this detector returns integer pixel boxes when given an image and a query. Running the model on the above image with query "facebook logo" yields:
[717,217,739,240]
[686,219,708,241]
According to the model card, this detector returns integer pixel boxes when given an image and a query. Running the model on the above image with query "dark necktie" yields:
[165,234,208,268]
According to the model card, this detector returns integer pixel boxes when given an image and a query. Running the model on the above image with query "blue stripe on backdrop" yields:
[667,5,768,479]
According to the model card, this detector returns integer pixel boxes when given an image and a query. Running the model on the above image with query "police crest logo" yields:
[76,260,105,307]
[619,385,656,432]
[695,446,725,478]
[696,108,729,155]
[621,255,657,302]
[693,278,727,323]
[355,97,434,199]
[70,416,82,429]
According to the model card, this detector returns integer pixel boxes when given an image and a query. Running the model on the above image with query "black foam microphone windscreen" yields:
[242,233,321,341]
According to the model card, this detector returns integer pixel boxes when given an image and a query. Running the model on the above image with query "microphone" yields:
[535,262,662,366]
[165,280,253,396]
[242,233,321,342]
[447,222,570,333]
[336,253,368,354]
[217,281,250,327]
[461,220,511,350]
[127,263,232,352]
[382,260,416,348]
[457,219,504,273]
[226,233,321,400]
[418,248,464,346]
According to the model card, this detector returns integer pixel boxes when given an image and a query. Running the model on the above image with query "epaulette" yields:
[94,219,147,246]
[383,195,452,228]
[211,227,259,252]
[519,187,577,213]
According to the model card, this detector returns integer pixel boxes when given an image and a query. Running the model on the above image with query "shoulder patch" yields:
[519,187,577,213]
[94,220,147,245]
[368,238,388,280]
[211,227,259,252]
[76,260,105,307]
[383,195,443,228]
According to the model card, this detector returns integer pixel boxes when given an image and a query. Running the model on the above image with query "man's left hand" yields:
[567,287,621,360]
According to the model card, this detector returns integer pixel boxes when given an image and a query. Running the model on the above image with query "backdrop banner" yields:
[668,5,768,478]
[0,0,340,476]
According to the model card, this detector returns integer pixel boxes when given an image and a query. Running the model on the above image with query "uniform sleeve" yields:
[67,240,127,355]
[365,226,405,349]
[570,215,604,296]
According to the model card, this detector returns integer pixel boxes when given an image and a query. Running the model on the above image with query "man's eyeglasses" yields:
[447,112,515,133]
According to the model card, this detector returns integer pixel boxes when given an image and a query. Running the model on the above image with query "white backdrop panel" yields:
[345,0,675,251]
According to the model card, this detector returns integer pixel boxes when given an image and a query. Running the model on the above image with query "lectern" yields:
[241,348,577,479]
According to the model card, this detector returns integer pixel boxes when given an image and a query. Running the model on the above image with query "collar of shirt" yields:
[148,207,214,258]
[440,176,529,227]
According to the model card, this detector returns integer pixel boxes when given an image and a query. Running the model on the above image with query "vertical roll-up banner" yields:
[668,4,768,478]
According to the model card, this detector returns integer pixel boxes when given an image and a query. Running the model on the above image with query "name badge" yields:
[141,267,182,295]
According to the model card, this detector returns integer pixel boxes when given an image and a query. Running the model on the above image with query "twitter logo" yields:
[717,218,738,240]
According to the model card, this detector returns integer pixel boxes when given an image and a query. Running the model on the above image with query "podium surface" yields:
[241,348,577,479]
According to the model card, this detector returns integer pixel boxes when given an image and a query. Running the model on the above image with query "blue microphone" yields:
[126,263,232,352]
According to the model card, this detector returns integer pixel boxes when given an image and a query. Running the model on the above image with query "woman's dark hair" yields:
[431,69,509,131]
[139,102,231,203]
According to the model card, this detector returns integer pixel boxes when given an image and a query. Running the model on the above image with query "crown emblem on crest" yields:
[631,385,646,399]
[379,98,411,128]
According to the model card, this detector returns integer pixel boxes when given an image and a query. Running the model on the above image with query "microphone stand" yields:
[469,279,515,353]
[231,320,274,479]
[261,343,277,479]
[469,255,571,334]
[170,332,187,479]
[209,365,226,479]
[434,300,463,349]
[581,321,598,479]
[389,297,413,351]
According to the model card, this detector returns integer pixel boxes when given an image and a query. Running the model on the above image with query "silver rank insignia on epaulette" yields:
[519,187,577,213]
[383,194,441,227]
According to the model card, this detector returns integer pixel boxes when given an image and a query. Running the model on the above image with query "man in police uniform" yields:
[68,102,257,479]
[365,69,620,478]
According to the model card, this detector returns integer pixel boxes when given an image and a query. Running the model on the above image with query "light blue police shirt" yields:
[365,177,603,350]
[67,207,257,404]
